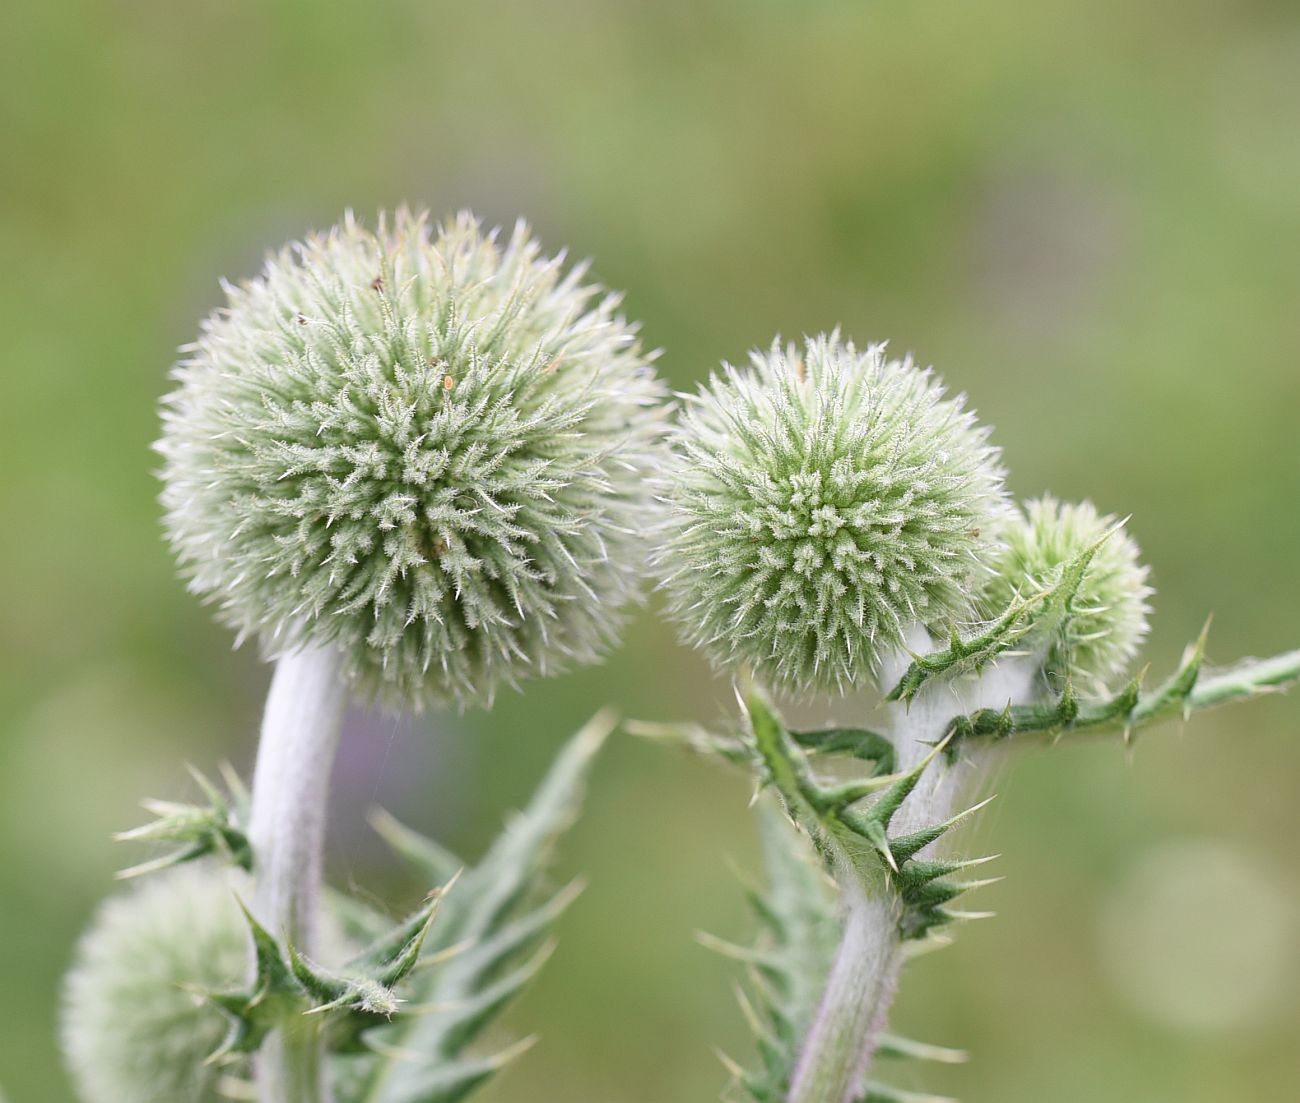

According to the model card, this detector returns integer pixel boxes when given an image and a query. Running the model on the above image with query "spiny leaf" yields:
[327,889,396,946]
[888,526,1118,703]
[625,718,751,763]
[716,693,1001,1100]
[855,737,952,831]
[350,712,611,1103]
[719,802,839,1103]
[114,766,251,879]
[895,854,998,893]
[236,898,298,998]
[357,1035,537,1103]
[889,797,996,866]
[197,899,304,1063]
[739,687,989,937]
[944,622,1300,748]
[1131,617,1210,729]
[742,685,824,818]
[368,811,464,887]
[886,591,1050,704]
[876,1034,968,1064]
[788,728,896,773]
[859,1084,958,1103]
[347,881,453,986]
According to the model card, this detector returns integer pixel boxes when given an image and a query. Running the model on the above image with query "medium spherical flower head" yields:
[657,334,1008,696]
[986,496,1152,687]
[61,866,248,1103]
[159,210,667,709]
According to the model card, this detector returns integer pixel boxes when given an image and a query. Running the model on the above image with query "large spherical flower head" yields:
[159,210,667,709]
[986,496,1152,688]
[61,866,248,1103]
[657,334,1008,696]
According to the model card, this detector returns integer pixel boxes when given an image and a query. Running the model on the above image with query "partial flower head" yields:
[987,496,1152,687]
[61,866,248,1103]
[159,210,667,709]
[656,334,1007,696]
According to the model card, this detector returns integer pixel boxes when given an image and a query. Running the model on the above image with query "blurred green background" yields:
[2,1,1299,1100]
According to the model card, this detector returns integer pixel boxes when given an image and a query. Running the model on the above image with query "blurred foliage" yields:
[1,1,1298,1101]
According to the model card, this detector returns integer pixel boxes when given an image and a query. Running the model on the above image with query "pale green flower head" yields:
[988,496,1152,687]
[657,334,1007,696]
[61,866,248,1103]
[158,210,667,709]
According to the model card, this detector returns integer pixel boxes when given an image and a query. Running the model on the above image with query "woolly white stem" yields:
[788,630,1038,1103]
[248,644,349,1103]
[787,873,902,1103]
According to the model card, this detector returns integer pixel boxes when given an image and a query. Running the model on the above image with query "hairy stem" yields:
[787,874,901,1103]
[788,635,1036,1103]
[248,644,349,1103]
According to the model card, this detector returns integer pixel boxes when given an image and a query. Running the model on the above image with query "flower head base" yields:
[987,496,1152,687]
[61,866,248,1103]
[159,210,666,709]
[656,334,1007,697]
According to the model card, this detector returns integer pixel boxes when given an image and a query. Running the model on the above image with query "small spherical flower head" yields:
[986,496,1152,687]
[657,334,1007,696]
[61,866,248,1103]
[159,210,667,709]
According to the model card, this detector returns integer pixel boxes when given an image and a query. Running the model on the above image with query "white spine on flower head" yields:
[158,209,668,710]
[655,333,1008,697]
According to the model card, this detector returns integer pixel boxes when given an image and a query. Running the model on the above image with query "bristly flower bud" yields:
[986,496,1152,688]
[61,866,249,1103]
[158,210,667,709]
[655,333,1007,696]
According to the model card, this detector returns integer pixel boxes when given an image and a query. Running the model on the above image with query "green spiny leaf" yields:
[876,1034,967,1064]
[1130,617,1210,729]
[940,622,1300,748]
[788,728,896,773]
[358,1036,537,1103]
[888,526,1118,704]
[718,802,839,1103]
[886,590,1050,704]
[368,811,464,887]
[349,711,611,1103]
[859,1083,958,1103]
[889,796,996,866]
[114,766,251,879]
[625,718,751,764]
[197,899,305,1063]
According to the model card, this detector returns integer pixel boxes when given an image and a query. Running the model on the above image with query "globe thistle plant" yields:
[62,865,250,1103]
[61,204,1300,1103]
[656,333,1007,696]
[158,209,667,710]
[636,335,1297,1103]
[142,212,665,1102]
[987,496,1152,688]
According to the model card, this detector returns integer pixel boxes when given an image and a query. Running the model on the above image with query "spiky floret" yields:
[158,210,667,709]
[61,865,249,1103]
[986,497,1151,688]
[656,334,1007,696]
